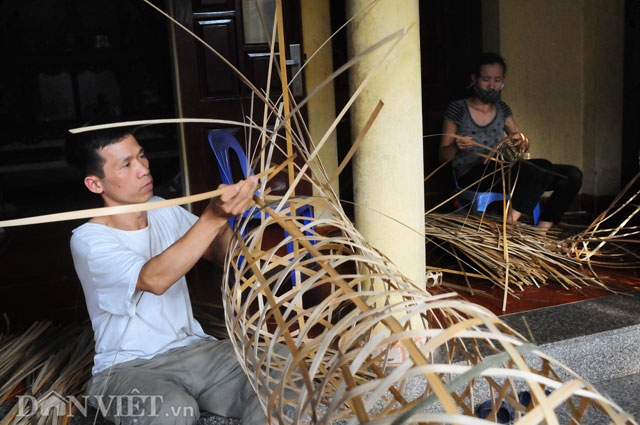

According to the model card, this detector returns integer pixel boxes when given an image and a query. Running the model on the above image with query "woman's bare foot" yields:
[536,220,553,236]
[506,207,522,224]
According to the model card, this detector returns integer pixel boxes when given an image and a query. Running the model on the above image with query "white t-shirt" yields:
[70,197,213,375]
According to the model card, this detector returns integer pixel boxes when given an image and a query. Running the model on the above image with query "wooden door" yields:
[171,0,309,308]
[420,0,483,210]
[172,0,308,215]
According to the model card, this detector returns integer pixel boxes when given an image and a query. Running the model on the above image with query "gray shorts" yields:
[87,339,266,425]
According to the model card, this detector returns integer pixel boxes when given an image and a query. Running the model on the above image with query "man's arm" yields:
[136,177,258,295]
[202,220,232,266]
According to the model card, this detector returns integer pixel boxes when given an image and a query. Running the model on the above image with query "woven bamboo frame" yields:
[222,180,636,424]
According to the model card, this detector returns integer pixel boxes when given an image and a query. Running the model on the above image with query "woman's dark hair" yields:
[472,52,507,77]
[65,126,135,178]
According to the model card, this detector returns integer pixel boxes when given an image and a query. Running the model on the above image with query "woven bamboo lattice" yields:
[214,133,636,424]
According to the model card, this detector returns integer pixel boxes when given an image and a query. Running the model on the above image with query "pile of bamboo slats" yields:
[0,312,238,425]
[424,166,640,310]
[0,322,93,425]
[424,212,623,291]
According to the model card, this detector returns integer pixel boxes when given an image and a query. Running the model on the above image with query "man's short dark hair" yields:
[65,127,135,178]
[472,52,507,77]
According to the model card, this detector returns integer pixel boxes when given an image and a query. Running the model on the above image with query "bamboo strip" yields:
[0,162,284,228]
[274,0,295,188]
[327,100,384,186]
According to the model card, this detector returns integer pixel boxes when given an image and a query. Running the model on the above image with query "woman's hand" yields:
[454,135,475,150]
[440,120,474,162]
[509,132,529,152]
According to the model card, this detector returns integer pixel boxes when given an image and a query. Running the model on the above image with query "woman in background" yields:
[439,52,582,235]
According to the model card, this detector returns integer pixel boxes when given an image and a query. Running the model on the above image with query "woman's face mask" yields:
[472,63,505,104]
[473,84,503,104]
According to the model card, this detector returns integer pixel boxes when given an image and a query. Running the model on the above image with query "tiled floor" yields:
[451,269,640,316]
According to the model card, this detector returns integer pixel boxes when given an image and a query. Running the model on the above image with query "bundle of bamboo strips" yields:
[0,311,236,425]
[424,212,617,292]
[424,160,640,309]
[0,322,93,425]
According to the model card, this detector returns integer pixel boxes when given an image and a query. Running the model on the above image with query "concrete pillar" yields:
[346,0,425,287]
[300,0,340,198]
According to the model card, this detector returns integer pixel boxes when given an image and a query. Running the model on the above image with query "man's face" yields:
[84,135,154,206]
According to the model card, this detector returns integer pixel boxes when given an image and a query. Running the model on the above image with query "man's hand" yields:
[454,135,475,150]
[203,176,259,223]
[137,176,260,295]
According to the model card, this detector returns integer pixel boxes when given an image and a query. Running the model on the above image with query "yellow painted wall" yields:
[300,0,340,198]
[494,1,585,166]
[583,0,624,195]
[485,0,624,197]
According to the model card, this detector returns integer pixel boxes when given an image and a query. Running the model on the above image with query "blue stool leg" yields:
[533,203,540,225]
[285,204,315,286]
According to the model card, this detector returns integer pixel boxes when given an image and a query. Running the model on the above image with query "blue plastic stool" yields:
[457,190,540,225]
[208,129,315,284]
[453,170,540,225]
[208,129,259,231]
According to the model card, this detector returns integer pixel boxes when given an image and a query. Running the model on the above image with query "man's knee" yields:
[155,392,200,425]
[111,391,200,425]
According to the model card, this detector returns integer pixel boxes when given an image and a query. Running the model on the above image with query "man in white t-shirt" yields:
[66,127,263,425]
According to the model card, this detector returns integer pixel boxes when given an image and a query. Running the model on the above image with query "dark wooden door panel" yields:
[420,0,483,210]
[198,0,232,7]
[198,17,240,98]
[173,0,307,214]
